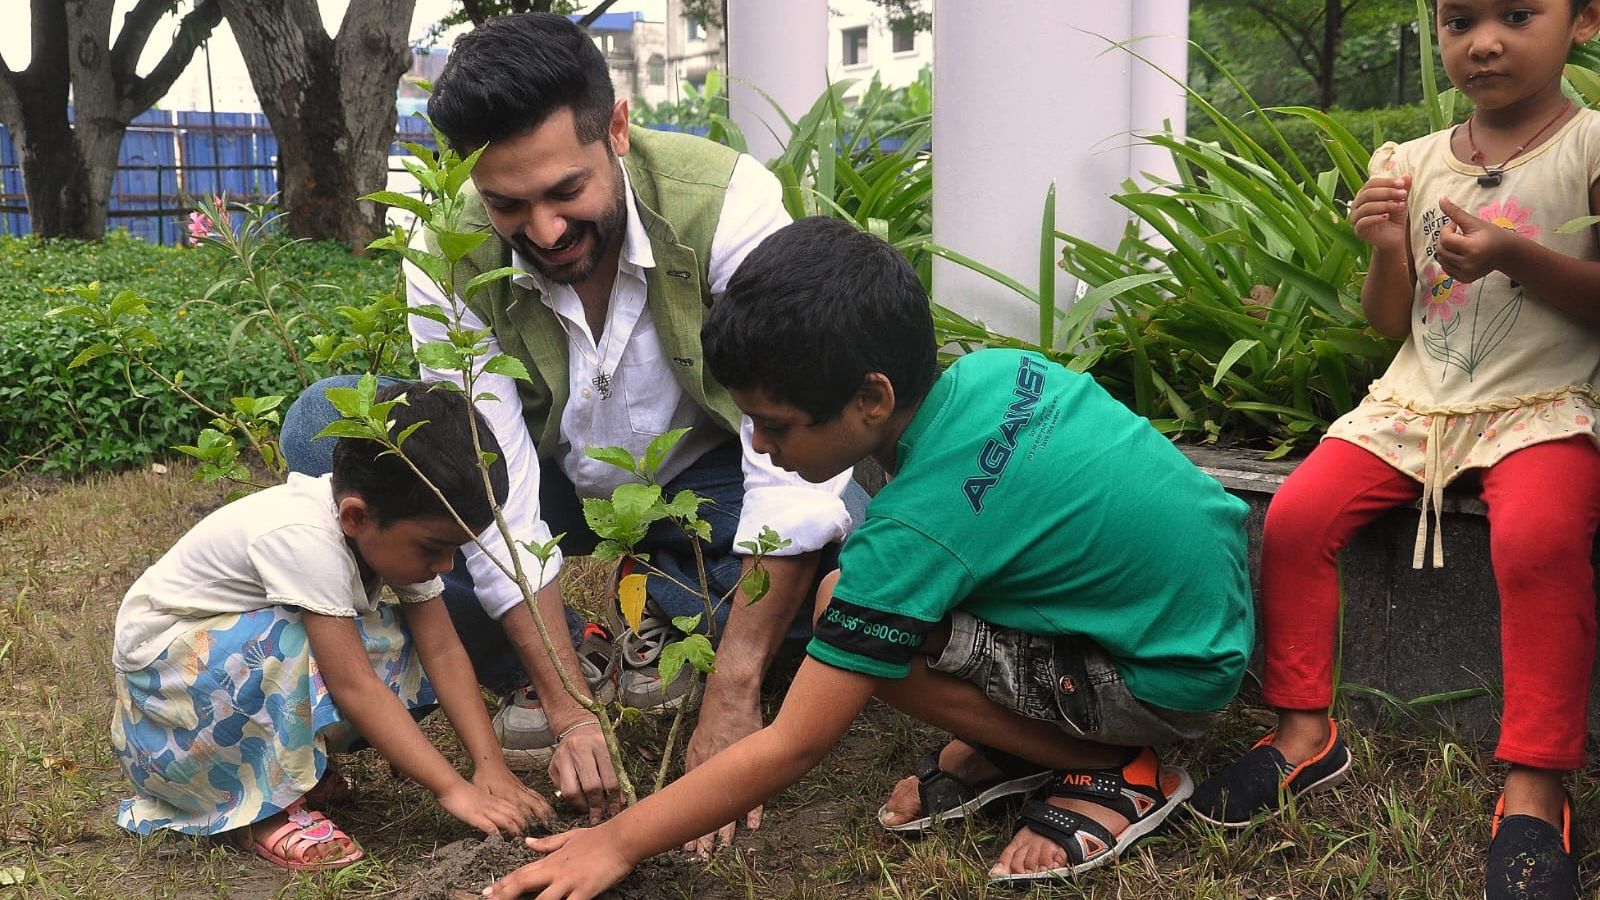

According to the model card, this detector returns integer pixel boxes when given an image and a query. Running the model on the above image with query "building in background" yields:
[582,11,673,107]
[827,0,932,98]
[663,0,726,96]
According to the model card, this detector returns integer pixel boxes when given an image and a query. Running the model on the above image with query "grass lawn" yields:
[1,465,1593,898]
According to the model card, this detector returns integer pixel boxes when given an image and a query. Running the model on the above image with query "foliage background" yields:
[0,234,400,474]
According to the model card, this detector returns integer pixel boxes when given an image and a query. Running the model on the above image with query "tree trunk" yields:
[219,0,415,252]
[0,0,221,240]
[1319,0,1343,110]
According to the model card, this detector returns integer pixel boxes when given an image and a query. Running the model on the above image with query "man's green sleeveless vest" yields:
[427,126,746,459]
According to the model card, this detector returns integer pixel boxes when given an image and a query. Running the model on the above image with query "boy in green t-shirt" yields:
[483,217,1254,896]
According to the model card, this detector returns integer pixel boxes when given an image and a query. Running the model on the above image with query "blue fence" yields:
[0,110,438,245]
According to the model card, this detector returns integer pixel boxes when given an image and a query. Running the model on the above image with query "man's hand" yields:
[547,719,622,824]
[680,690,765,856]
[473,764,555,829]
[1437,197,1513,284]
[483,829,635,900]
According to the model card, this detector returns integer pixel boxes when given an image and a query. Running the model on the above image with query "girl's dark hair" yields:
[331,381,508,532]
[704,217,938,423]
[429,13,615,152]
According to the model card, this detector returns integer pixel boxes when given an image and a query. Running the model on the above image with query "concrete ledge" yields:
[1179,444,1599,743]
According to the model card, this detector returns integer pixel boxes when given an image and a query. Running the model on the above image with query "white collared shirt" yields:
[408,154,853,618]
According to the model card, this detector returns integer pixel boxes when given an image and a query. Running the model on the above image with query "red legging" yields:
[1260,436,1600,771]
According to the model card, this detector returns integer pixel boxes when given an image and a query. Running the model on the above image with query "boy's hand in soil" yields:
[474,764,555,829]
[439,780,536,836]
[482,829,633,900]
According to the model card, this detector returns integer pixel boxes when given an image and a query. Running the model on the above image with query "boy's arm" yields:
[301,610,530,836]
[400,597,552,826]
[1435,192,1600,325]
[484,657,878,900]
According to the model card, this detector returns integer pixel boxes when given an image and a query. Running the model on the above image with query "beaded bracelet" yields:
[556,719,601,742]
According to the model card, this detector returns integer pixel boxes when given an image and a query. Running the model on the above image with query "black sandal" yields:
[878,740,1054,833]
[990,747,1192,882]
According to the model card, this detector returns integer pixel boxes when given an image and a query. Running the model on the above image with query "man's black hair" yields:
[429,13,615,153]
[704,217,938,423]
[331,381,508,532]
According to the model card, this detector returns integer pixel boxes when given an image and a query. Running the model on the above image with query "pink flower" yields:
[1420,263,1470,322]
[1477,198,1539,239]
[187,210,215,244]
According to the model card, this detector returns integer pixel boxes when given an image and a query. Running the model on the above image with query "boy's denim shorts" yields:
[928,611,1220,747]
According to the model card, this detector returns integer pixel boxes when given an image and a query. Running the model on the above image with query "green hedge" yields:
[1187,103,1436,178]
[0,232,401,474]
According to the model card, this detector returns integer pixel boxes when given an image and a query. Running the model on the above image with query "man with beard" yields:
[406,12,858,851]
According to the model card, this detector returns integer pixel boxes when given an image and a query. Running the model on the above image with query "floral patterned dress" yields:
[1328,110,1600,567]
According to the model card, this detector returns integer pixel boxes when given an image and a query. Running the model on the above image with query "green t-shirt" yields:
[808,349,1253,712]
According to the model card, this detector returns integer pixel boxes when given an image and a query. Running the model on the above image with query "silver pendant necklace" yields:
[556,294,620,401]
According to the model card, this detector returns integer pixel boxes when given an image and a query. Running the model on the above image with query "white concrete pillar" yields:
[932,1,1189,344]
[725,0,828,164]
[1129,0,1191,187]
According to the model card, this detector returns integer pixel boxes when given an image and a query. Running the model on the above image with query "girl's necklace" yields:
[1464,98,1572,187]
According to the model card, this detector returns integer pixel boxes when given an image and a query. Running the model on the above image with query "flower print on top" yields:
[1420,263,1471,323]
[1478,198,1541,240]
[1414,195,1540,382]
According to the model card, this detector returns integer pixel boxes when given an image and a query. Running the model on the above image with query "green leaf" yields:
[408,304,451,325]
[1211,339,1261,388]
[662,489,704,519]
[482,354,532,381]
[362,190,430,221]
[314,419,380,441]
[671,614,703,633]
[394,419,428,446]
[585,446,641,476]
[416,341,464,372]
[658,641,689,688]
[68,342,116,369]
[0,866,28,886]
[680,633,716,674]
[464,266,522,300]
[1556,214,1600,235]
[739,565,770,604]
[434,230,489,265]
[643,427,692,478]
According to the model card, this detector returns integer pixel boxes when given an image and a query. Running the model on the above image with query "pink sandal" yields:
[241,802,365,871]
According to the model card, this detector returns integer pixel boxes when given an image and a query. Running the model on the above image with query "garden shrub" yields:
[1187,103,1436,182]
[0,232,402,474]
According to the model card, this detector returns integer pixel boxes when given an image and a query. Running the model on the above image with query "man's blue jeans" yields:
[280,376,866,694]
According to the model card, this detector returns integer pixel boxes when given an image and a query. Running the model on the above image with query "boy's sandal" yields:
[878,740,1054,833]
[242,803,365,872]
[1187,718,1351,829]
[989,747,1192,883]
[1485,792,1579,900]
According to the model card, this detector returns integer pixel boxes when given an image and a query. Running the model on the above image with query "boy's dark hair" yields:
[331,381,508,532]
[429,13,615,153]
[704,217,938,423]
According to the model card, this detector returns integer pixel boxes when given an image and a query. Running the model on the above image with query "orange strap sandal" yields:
[242,802,365,872]
[1485,792,1577,900]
